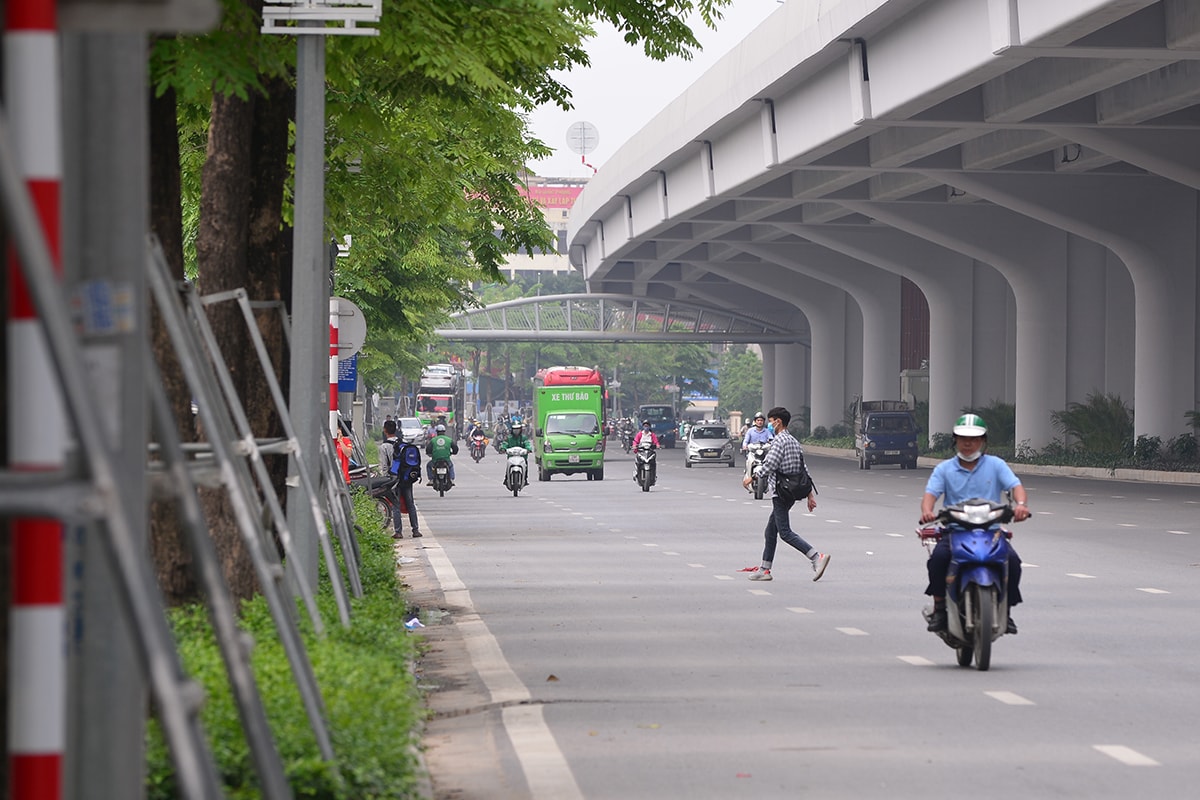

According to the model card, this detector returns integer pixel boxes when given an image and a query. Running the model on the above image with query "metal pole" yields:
[286,26,326,590]
[60,30,149,800]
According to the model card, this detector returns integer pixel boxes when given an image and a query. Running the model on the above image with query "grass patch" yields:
[146,491,426,799]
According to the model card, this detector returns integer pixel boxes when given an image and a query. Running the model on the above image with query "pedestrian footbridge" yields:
[435,293,808,344]
[567,0,1200,446]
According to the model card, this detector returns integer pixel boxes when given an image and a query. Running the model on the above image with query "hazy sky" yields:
[526,0,783,179]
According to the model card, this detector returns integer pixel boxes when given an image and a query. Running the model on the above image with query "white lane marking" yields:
[1074,517,1094,521]
[825,519,842,524]
[1093,745,1160,766]
[886,533,904,538]
[1117,523,1137,528]
[571,512,584,516]
[583,516,593,520]
[727,498,737,502]
[610,528,622,533]
[787,607,813,614]
[641,543,659,548]
[714,575,734,581]
[503,705,586,800]
[836,627,869,636]
[854,525,871,530]
[1168,530,1190,535]
[986,691,1035,706]
[663,551,680,556]
[687,563,705,568]
[748,589,772,596]
[623,535,637,540]
[1136,587,1170,594]
[424,529,584,800]
[1068,573,1096,579]
[898,655,935,666]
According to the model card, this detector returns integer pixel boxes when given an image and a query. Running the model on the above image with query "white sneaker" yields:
[748,569,772,581]
[811,553,830,582]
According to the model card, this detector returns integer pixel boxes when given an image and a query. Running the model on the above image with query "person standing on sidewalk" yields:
[741,406,830,582]
[381,419,422,539]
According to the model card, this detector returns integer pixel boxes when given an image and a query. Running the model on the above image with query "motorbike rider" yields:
[498,420,532,486]
[741,411,775,481]
[425,423,459,486]
[919,414,1030,634]
[631,419,660,481]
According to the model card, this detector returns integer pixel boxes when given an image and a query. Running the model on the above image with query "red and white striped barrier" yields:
[329,297,339,437]
[5,2,66,798]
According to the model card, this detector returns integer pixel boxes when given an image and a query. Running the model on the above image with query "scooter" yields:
[917,498,1015,671]
[503,446,528,497]
[635,440,657,492]
[429,458,453,497]
[470,432,488,462]
[745,442,771,500]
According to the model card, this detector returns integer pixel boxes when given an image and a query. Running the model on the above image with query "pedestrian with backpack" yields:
[381,420,422,539]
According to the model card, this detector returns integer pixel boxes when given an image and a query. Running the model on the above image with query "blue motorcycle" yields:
[918,498,1015,671]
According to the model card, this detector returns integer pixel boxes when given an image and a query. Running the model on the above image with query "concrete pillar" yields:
[773,342,808,422]
[927,170,1197,440]
[841,200,1071,448]
[970,260,1015,407]
[1104,248,1136,401]
[759,343,776,413]
[793,224,978,441]
[1065,236,1114,402]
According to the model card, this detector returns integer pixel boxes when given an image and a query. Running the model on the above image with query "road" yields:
[405,446,1200,799]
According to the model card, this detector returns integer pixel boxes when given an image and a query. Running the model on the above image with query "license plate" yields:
[702,450,718,458]
[568,454,580,463]
[436,467,448,474]
[884,450,900,456]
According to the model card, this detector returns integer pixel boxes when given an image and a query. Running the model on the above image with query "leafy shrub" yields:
[811,425,829,440]
[1134,435,1162,465]
[147,492,425,799]
[1168,433,1198,462]
[829,423,850,439]
[929,432,954,454]
[964,401,1015,446]
[1051,391,1133,456]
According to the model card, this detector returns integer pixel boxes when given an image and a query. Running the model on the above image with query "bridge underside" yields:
[568,0,1200,446]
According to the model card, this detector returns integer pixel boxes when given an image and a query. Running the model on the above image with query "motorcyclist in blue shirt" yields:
[919,414,1030,634]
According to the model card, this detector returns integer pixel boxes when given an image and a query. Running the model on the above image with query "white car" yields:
[684,424,736,468]
[397,416,427,446]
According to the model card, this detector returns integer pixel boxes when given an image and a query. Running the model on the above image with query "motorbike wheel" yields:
[753,479,765,500]
[374,498,393,528]
[512,483,520,497]
[973,585,996,672]
[956,646,973,667]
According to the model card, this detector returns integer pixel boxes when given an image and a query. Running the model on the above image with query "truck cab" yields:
[637,404,677,449]
[854,399,919,470]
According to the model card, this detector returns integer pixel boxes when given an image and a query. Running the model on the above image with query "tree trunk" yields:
[148,80,201,606]
[194,87,259,602]
[245,73,294,517]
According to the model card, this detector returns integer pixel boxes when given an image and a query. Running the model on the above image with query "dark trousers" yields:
[925,538,1022,606]
[393,480,419,535]
[761,495,814,565]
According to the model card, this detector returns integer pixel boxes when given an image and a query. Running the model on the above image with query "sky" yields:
[526,0,784,179]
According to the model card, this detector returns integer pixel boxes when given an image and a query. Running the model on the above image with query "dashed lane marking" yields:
[787,607,814,614]
[748,589,771,596]
[854,525,871,530]
[986,691,1035,706]
[886,533,904,537]
[1074,517,1094,521]
[836,627,869,636]
[663,551,680,556]
[897,655,935,666]
[714,575,734,581]
[687,563,705,569]
[1093,745,1160,766]
[641,543,658,548]
[1068,573,1097,579]
[1136,588,1170,594]
[1117,523,1136,527]
[1168,530,1190,535]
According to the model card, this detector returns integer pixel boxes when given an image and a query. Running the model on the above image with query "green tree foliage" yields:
[1051,391,1134,455]
[964,400,1015,447]
[717,345,763,418]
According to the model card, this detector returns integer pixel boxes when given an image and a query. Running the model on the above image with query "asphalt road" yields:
[405,446,1200,800]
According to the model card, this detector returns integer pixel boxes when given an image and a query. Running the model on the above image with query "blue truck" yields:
[853,399,919,470]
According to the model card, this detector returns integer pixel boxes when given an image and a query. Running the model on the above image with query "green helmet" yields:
[953,413,987,437]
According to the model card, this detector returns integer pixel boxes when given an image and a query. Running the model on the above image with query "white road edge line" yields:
[423,530,584,800]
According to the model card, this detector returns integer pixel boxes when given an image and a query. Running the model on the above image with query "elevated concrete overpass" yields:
[567,0,1200,446]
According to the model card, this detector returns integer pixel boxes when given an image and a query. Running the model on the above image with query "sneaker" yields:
[738,565,761,573]
[748,569,772,581]
[1006,616,1018,635]
[811,552,830,582]
[411,531,423,538]
[391,531,404,540]
[926,606,948,632]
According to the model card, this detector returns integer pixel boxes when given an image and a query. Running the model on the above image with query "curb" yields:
[800,445,1200,486]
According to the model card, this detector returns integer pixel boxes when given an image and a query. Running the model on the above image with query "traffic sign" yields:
[334,297,367,357]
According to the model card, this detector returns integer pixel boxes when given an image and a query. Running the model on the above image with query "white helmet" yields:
[436,423,446,433]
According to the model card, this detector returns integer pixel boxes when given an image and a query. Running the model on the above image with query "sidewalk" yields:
[802,445,1200,485]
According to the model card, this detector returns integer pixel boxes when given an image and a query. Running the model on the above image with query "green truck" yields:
[532,366,606,481]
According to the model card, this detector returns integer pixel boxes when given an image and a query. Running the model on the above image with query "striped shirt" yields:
[760,428,807,496]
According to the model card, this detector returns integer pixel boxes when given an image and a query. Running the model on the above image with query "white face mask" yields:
[957,448,982,462]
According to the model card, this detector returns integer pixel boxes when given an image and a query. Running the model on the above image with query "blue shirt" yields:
[742,426,774,447]
[924,454,1021,506]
